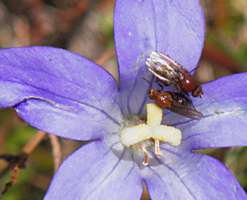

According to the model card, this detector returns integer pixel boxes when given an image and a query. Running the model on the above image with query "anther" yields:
[154,139,161,156]
[142,145,149,166]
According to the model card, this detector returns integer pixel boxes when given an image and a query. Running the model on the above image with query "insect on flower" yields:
[148,88,203,119]
[1,1,247,199]
[146,51,203,97]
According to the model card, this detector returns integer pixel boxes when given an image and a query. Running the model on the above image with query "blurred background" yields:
[0,0,246,199]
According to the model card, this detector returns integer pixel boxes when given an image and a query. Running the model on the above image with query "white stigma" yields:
[120,103,182,165]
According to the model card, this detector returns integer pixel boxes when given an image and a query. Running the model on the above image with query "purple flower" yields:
[0,0,247,199]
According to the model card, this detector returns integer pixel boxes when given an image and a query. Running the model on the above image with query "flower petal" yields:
[114,0,205,115]
[45,141,143,200]
[165,73,247,149]
[143,147,246,200]
[0,47,122,140]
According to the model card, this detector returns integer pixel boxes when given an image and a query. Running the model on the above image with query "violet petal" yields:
[165,73,247,149]
[143,147,246,200]
[114,0,205,115]
[0,47,122,140]
[45,141,143,200]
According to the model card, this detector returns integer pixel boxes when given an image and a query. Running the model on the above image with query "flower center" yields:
[120,103,182,166]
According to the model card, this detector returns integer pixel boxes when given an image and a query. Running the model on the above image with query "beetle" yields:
[146,51,203,97]
[148,88,203,119]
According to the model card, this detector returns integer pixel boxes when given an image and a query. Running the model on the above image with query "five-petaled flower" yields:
[0,0,247,199]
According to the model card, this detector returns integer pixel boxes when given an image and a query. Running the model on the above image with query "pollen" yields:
[120,103,182,166]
